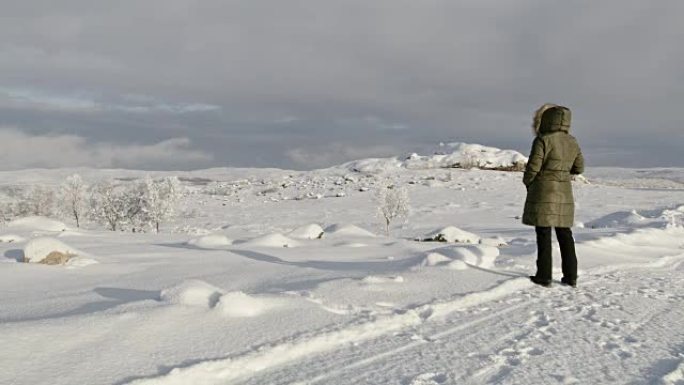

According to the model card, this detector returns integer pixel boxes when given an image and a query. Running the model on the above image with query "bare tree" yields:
[376,183,410,236]
[61,174,88,228]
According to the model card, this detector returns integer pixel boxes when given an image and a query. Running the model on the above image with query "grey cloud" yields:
[1,0,683,170]
[0,129,213,170]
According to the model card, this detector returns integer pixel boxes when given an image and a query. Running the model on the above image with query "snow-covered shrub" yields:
[375,183,410,236]
[60,174,88,228]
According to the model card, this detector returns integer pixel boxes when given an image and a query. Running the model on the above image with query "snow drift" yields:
[187,234,233,249]
[7,216,67,232]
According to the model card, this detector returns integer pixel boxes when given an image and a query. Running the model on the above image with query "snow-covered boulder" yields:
[243,233,300,248]
[23,237,81,265]
[160,280,224,308]
[187,234,233,249]
[288,224,325,240]
[215,291,277,318]
[0,234,25,243]
[7,216,67,232]
[325,224,376,238]
[420,226,481,244]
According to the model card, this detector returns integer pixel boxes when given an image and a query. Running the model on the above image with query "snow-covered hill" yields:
[1,147,684,385]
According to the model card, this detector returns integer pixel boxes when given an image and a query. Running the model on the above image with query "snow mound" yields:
[325,224,376,238]
[421,226,480,244]
[65,257,99,268]
[405,142,528,171]
[417,252,452,268]
[244,233,300,248]
[344,158,403,174]
[187,234,233,249]
[436,245,500,269]
[288,224,325,240]
[586,210,648,229]
[23,237,82,264]
[0,234,25,243]
[7,216,67,232]
[479,236,508,247]
[335,242,368,248]
[447,259,469,270]
[160,280,224,308]
[361,275,404,284]
[215,291,276,318]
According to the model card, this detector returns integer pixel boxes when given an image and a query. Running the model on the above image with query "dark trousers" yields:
[534,227,577,281]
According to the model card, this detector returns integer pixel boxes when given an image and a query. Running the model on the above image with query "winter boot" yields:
[561,277,577,288]
[529,276,552,288]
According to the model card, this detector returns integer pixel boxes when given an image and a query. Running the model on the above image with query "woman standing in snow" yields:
[523,104,584,288]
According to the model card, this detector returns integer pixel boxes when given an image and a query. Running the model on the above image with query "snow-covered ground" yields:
[2,150,684,384]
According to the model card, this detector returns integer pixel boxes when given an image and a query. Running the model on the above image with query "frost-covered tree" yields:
[376,183,410,236]
[61,174,88,228]
[139,176,183,233]
[90,181,143,231]
[21,185,57,217]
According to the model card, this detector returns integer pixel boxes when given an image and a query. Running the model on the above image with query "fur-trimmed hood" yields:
[532,103,571,136]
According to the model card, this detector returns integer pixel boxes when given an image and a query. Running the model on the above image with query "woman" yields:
[523,104,584,288]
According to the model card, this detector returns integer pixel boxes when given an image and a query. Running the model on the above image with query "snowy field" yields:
[2,146,684,385]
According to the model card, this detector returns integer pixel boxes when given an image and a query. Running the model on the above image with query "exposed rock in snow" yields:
[420,226,481,244]
[215,291,277,318]
[7,216,67,232]
[288,224,325,240]
[0,234,25,243]
[23,237,82,264]
[325,224,376,238]
[243,233,300,248]
[187,234,233,249]
[160,280,224,308]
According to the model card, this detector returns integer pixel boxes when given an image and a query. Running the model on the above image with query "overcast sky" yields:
[1,0,683,170]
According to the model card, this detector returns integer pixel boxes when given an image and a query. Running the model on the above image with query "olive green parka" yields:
[522,104,584,228]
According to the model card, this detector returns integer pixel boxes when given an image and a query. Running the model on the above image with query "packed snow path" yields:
[124,258,684,385]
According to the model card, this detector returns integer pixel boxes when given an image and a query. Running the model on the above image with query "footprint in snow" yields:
[405,372,447,385]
